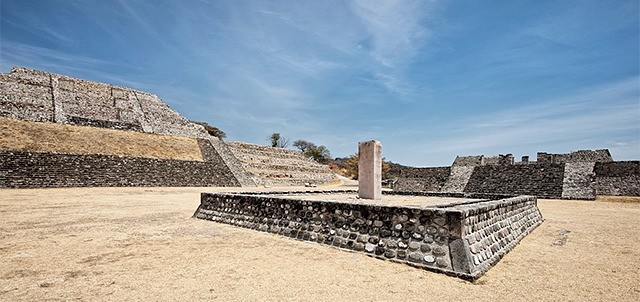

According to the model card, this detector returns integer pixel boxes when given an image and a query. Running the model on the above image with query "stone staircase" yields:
[561,162,596,199]
[441,166,475,193]
[227,141,336,186]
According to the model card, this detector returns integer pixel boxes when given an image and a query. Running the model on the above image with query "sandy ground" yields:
[1,187,639,302]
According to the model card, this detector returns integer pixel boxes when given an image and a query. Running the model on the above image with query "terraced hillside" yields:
[227,141,336,186]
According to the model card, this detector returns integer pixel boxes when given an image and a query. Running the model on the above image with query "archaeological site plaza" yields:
[1,67,639,298]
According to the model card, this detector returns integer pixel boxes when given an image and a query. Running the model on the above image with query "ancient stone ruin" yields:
[0,66,634,280]
[393,150,639,199]
[195,140,544,280]
[194,190,543,280]
[0,67,336,188]
[227,141,335,187]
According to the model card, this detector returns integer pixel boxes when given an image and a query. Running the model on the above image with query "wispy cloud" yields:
[350,0,432,67]
[1,41,111,72]
[349,0,436,100]
[396,77,640,165]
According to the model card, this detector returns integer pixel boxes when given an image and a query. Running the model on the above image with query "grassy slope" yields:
[0,117,203,161]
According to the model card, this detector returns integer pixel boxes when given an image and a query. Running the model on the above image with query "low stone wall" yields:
[594,161,640,196]
[194,191,543,279]
[463,164,565,198]
[0,149,240,188]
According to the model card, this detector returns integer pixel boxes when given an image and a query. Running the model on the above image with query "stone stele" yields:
[358,140,382,200]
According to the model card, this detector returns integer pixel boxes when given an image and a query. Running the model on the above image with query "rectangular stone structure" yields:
[194,191,544,280]
[358,140,382,200]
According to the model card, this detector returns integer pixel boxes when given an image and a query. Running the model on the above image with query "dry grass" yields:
[596,195,640,203]
[0,186,638,301]
[0,117,203,161]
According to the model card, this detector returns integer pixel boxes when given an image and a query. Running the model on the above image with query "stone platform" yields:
[194,190,543,280]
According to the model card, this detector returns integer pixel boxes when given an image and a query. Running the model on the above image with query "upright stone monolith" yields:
[358,140,382,200]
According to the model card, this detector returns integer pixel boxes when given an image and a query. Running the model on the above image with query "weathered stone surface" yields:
[0,148,240,188]
[195,192,544,280]
[408,252,424,262]
[364,243,376,253]
[436,257,449,268]
[432,246,447,256]
[391,149,632,199]
[595,161,640,196]
[396,250,407,259]
[1,67,209,138]
[358,140,382,200]
[384,250,396,258]
[227,141,336,187]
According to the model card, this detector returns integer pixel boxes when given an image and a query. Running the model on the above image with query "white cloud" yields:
[394,77,640,165]
[350,0,432,67]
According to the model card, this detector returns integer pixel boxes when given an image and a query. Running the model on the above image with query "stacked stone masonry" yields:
[464,164,565,199]
[227,141,336,186]
[0,67,208,138]
[208,138,257,187]
[594,161,640,196]
[194,191,543,279]
[394,167,451,192]
[441,166,476,193]
[0,149,240,188]
[561,162,596,199]
[393,150,637,199]
[537,150,612,164]
[0,67,265,188]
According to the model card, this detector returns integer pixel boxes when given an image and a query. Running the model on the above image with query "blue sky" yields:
[1,0,638,166]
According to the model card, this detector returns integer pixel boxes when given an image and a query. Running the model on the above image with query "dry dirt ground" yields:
[1,187,639,301]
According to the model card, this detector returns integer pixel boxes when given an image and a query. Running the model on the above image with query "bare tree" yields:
[268,132,290,148]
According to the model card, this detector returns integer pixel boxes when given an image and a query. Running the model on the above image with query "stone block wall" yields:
[394,167,451,192]
[227,142,336,186]
[454,196,543,275]
[463,164,565,198]
[207,138,256,187]
[0,67,208,139]
[194,191,542,279]
[0,68,54,122]
[394,148,635,199]
[561,162,596,200]
[483,154,514,166]
[452,155,483,166]
[0,137,243,188]
[537,149,612,164]
[0,149,240,188]
[594,161,640,196]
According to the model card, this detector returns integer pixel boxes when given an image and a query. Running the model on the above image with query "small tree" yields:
[343,153,391,180]
[268,132,290,148]
[305,145,331,164]
[293,140,315,152]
